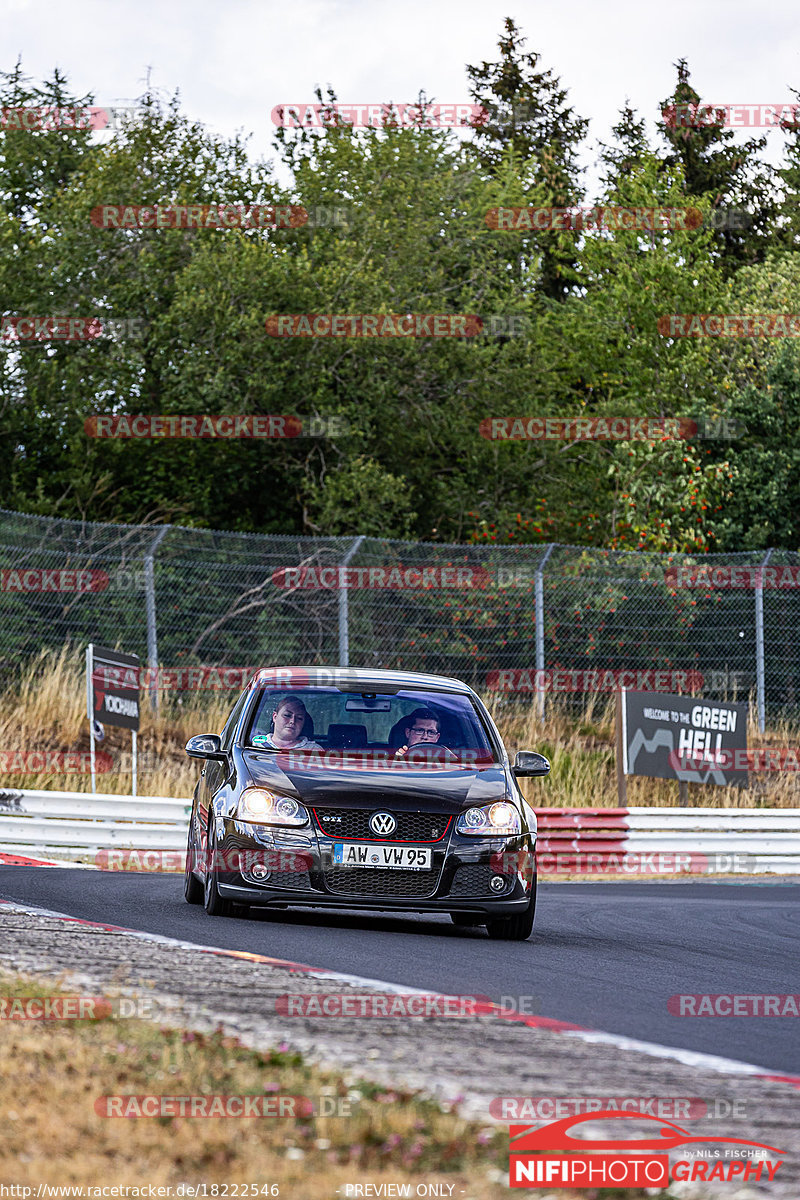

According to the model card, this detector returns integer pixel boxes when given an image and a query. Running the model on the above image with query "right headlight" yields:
[455,801,521,836]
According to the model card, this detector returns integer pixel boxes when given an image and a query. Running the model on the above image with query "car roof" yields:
[249,666,475,695]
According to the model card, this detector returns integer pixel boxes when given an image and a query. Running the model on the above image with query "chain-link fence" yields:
[1,507,798,728]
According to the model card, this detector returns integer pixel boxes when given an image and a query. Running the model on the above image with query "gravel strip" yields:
[0,904,797,1199]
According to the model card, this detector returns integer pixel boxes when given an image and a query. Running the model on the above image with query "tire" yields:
[485,874,537,941]
[203,818,233,917]
[183,824,204,904]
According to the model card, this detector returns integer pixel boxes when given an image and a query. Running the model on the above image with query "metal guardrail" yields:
[0,789,189,860]
[1,792,798,873]
[537,807,800,873]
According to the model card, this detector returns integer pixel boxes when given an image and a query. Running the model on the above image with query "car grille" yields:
[323,866,440,898]
[313,808,451,842]
[448,863,514,897]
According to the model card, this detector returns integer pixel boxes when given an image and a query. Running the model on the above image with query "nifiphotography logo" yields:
[508,1110,784,1188]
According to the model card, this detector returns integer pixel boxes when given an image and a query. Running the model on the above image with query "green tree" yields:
[658,59,778,273]
[707,344,800,550]
[465,17,588,299]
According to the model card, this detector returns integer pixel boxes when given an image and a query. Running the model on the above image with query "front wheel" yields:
[204,818,233,917]
[485,874,536,941]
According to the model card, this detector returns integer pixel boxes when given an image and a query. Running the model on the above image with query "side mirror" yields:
[185,734,227,762]
[512,751,551,778]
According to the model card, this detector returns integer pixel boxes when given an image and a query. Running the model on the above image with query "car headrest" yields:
[387,717,410,749]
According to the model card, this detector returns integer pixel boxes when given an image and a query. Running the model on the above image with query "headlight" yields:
[456,801,521,836]
[237,788,309,827]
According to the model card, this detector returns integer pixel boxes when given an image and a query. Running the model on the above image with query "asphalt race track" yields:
[2,869,798,1075]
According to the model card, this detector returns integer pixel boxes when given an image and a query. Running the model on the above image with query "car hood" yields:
[240,750,509,814]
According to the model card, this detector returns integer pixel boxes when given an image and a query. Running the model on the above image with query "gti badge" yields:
[369,811,397,836]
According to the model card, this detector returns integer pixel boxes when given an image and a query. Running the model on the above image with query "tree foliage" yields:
[1,35,799,552]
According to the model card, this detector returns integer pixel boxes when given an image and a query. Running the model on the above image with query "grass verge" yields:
[0,968,661,1199]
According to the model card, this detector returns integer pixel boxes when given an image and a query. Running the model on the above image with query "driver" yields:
[394,709,442,759]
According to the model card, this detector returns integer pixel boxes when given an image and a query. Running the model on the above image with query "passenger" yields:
[394,709,442,758]
[252,695,321,750]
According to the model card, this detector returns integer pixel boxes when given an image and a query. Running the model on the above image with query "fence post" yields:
[338,536,365,667]
[144,526,171,713]
[755,547,773,735]
[535,544,556,722]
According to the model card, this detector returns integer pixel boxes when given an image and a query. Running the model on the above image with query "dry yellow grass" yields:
[0,647,229,799]
[0,969,664,1199]
[0,647,798,807]
[0,968,512,1194]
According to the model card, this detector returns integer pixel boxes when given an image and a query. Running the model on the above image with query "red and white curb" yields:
[0,851,89,868]
[2,896,799,1094]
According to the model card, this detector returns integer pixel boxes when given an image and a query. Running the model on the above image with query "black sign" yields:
[623,691,748,787]
[88,644,140,732]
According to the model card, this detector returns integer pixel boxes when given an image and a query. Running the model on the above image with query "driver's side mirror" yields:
[512,751,551,777]
[185,734,228,762]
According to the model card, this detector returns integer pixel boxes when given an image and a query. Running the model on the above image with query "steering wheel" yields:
[402,744,459,764]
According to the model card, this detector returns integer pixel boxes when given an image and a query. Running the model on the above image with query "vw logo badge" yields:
[369,811,397,836]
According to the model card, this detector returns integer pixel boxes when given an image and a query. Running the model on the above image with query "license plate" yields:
[332,843,432,870]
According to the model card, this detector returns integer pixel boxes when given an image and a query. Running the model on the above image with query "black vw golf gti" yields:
[184,667,550,939]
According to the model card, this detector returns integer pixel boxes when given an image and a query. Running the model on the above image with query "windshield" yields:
[243,687,498,766]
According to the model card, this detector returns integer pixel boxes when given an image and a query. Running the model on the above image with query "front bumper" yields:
[212,816,535,915]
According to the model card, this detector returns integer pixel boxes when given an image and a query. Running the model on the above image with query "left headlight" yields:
[455,801,521,836]
[237,788,309,827]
